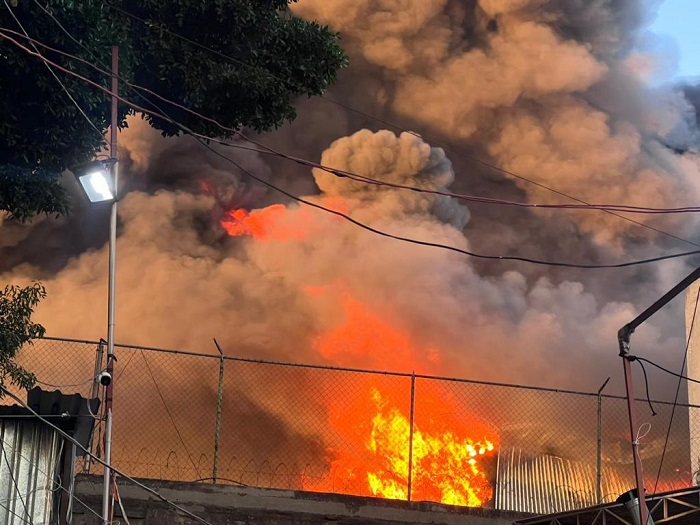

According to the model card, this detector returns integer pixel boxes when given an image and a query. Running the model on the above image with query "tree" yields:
[0,1,347,392]
[0,0,348,217]
[0,283,45,396]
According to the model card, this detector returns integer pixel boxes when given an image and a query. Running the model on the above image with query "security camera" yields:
[98,371,112,386]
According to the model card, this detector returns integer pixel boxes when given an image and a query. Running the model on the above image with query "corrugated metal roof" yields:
[495,447,632,514]
[0,418,62,525]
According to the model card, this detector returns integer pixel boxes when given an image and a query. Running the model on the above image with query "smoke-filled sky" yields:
[3,0,700,399]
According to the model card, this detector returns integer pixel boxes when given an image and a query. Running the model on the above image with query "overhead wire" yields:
[92,3,700,250]
[0,385,216,525]
[1,434,107,523]
[4,28,700,269]
[652,285,700,494]
[1,0,105,141]
[7,25,699,217]
[632,355,700,385]
[0,439,33,524]
[139,350,202,480]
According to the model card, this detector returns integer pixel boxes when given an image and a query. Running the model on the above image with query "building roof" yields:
[514,486,700,525]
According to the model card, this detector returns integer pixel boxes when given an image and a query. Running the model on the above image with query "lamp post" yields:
[72,46,119,525]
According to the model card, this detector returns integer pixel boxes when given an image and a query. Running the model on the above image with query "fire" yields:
[220,198,349,241]
[220,205,305,240]
[313,386,498,507]
[220,204,498,506]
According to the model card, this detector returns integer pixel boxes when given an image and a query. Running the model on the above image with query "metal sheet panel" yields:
[495,446,631,514]
[0,419,62,525]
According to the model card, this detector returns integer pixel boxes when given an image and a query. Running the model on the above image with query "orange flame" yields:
[305,287,498,507]
[221,205,307,240]
[220,204,498,506]
[220,198,349,241]
[366,389,496,506]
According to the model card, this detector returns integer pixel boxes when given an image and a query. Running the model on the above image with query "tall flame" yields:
[365,388,496,506]
[222,204,498,506]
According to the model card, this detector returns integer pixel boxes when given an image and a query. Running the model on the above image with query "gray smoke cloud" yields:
[2,0,700,402]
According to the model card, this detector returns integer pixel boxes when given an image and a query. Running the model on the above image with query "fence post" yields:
[83,340,106,473]
[597,377,610,504]
[407,373,416,502]
[212,340,226,484]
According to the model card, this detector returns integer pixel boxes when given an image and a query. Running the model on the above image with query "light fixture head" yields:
[71,159,117,203]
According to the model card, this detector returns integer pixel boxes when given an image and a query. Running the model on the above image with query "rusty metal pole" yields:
[407,373,416,502]
[616,265,700,525]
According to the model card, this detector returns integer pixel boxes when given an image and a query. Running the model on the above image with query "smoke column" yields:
[2,0,700,397]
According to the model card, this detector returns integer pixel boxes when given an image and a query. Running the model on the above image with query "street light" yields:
[70,154,118,525]
[70,46,120,525]
[72,159,117,203]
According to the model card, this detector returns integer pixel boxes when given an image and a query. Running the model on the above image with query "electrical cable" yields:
[139,350,202,480]
[0,502,30,524]
[632,355,700,384]
[0,438,34,524]
[1,1,105,141]
[2,435,106,522]
[5,29,700,269]
[631,357,658,416]
[88,4,700,250]
[114,480,132,525]
[8,24,700,217]
[652,286,700,494]
[36,377,94,389]
[0,385,216,525]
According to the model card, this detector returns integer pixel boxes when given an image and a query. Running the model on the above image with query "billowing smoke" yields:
[3,0,700,400]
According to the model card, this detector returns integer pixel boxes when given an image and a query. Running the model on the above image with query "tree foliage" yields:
[0,283,46,396]
[0,0,347,219]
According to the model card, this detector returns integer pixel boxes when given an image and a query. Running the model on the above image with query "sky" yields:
[651,0,700,80]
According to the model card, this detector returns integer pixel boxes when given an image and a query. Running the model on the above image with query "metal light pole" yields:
[617,265,700,525]
[102,45,119,525]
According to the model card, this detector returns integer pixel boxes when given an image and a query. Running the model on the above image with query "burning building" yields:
[2,0,700,514]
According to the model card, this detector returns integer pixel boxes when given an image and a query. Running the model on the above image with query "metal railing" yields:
[3,336,699,514]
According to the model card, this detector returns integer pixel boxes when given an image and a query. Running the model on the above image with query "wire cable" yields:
[633,355,700,385]
[9,24,700,217]
[0,385,215,525]
[114,480,132,525]
[2,1,105,141]
[0,439,33,524]
[631,356,658,416]
[4,29,700,269]
[139,350,202,480]
[91,4,700,250]
[2,435,106,522]
[36,377,95,389]
[653,285,700,494]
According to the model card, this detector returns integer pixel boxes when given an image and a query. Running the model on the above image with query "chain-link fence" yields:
[3,337,699,514]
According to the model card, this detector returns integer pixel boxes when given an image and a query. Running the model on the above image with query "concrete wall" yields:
[72,475,530,525]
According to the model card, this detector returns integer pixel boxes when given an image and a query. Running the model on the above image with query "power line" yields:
[653,284,700,494]
[0,386,216,525]
[9,24,699,218]
[2,435,107,522]
[139,350,201,479]
[91,4,700,250]
[632,355,700,385]
[0,440,33,524]
[2,0,105,141]
[4,30,700,270]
